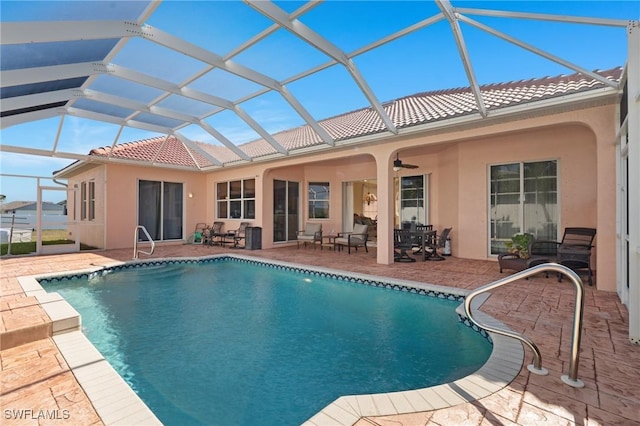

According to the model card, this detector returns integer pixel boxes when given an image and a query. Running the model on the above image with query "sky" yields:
[1,0,638,204]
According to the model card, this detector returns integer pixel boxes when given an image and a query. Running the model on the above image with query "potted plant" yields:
[505,233,534,259]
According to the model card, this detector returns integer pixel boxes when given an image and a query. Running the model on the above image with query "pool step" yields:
[17,275,82,336]
[35,292,81,335]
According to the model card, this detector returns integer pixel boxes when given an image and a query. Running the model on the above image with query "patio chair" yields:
[230,222,251,248]
[203,221,226,246]
[394,228,416,262]
[189,222,208,244]
[297,223,322,249]
[556,227,596,285]
[424,227,452,261]
[335,223,368,254]
[413,224,433,252]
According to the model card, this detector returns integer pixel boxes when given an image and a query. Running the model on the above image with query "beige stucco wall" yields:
[456,124,598,256]
[69,102,618,290]
[66,165,106,249]
[104,164,207,250]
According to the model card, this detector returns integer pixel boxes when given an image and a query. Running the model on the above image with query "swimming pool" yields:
[40,256,493,425]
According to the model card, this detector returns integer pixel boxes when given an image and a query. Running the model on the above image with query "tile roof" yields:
[88,67,622,169]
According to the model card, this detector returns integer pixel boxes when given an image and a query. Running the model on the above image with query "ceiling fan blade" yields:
[393,154,419,170]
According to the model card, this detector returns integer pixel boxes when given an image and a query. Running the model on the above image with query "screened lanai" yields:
[1,1,638,342]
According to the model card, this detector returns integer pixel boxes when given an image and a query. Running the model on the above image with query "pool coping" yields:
[18,253,524,426]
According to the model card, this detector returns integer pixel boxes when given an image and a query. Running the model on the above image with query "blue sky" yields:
[1,0,638,204]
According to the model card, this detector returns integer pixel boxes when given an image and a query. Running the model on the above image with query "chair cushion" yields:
[304,223,322,236]
[352,223,368,235]
[349,236,365,244]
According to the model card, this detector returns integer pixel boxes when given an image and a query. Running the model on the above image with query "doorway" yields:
[273,180,299,242]
[37,184,79,255]
[342,179,377,241]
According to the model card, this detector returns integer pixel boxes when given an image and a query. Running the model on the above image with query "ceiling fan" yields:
[393,154,418,171]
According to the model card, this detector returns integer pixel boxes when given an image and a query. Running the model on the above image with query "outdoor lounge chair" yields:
[556,227,596,285]
[297,223,322,248]
[335,223,368,254]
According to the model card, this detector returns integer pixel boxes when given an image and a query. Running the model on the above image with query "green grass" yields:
[1,230,97,255]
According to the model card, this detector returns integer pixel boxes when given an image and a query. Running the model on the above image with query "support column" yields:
[376,152,395,265]
[627,21,640,344]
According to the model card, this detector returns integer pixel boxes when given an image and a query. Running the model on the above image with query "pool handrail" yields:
[133,225,155,259]
[464,262,585,388]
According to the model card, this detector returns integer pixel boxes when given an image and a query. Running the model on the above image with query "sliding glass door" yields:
[138,180,183,241]
[489,160,558,254]
[273,180,299,242]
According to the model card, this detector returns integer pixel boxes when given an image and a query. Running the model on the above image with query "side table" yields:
[321,235,338,251]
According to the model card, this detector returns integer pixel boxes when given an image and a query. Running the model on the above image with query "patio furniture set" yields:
[497,227,597,285]
[297,222,369,254]
[394,226,452,262]
[192,221,250,248]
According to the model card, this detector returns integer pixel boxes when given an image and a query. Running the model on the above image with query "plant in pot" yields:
[505,233,534,259]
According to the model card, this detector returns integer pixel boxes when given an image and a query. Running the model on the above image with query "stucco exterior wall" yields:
[104,164,207,250]
[66,165,106,249]
[66,102,618,290]
[456,124,598,259]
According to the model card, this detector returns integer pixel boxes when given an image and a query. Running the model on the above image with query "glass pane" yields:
[308,182,329,200]
[401,176,423,190]
[138,180,161,240]
[163,182,183,240]
[244,200,255,220]
[401,189,418,199]
[273,180,286,242]
[490,164,520,254]
[229,200,241,219]
[217,201,227,219]
[89,181,95,221]
[229,181,242,199]
[400,175,424,227]
[309,201,329,219]
[217,182,227,200]
[243,179,256,198]
[523,160,557,240]
[287,182,299,241]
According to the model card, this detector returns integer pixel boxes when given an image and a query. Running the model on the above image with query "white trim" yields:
[624,21,640,344]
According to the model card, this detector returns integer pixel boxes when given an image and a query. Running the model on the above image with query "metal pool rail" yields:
[464,263,585,388]
[133,225,155,259]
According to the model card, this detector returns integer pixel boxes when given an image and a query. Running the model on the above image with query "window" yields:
[88,181,95,220]
[398,175,428,228]
[308,182,329,219]
[79,180,95,221]
[80,182,87,220]
[489,160,558,255]
[217,179,255,219]
[138,180,183,241]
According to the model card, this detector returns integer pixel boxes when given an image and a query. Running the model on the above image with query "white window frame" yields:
[216,178,256,220]
[308,181,330,219]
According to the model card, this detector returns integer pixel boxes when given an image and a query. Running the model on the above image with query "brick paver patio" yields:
[1,244,638,425]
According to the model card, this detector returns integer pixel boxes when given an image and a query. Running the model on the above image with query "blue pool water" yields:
[42,258,491,425]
